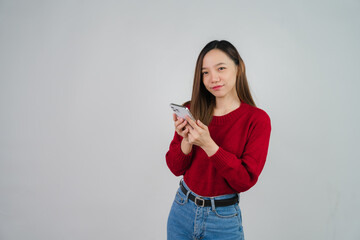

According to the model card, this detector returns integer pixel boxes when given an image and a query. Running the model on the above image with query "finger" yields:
[186,132,192,143]
[176,122,186,134]
[196,119,207,129]
[176,119,188,130]
[174,114,183,123]
[185,116,198,130]
[174,117,184,127]
[188,127,198,138]
[174,120,185,135]
[185,125,192,134]
[179,126,190,139]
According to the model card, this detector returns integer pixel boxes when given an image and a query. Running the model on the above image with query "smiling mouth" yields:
[212,85,224,90]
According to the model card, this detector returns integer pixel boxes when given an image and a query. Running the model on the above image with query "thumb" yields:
[197,119,207,128]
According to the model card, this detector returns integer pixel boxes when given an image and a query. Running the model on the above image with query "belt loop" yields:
[210,197,216,211]
[180,179,190,203]
[185,189,190,203]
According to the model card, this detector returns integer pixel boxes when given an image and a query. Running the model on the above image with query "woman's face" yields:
[201,49,238,99]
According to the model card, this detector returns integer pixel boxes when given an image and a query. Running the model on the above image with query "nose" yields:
[210,71,220,83]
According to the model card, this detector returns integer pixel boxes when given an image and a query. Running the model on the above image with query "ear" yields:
[235,65,239,77]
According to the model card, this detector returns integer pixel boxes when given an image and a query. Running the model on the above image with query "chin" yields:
[212,92,226,98]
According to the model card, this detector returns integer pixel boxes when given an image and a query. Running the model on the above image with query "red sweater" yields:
[165,101,271,196]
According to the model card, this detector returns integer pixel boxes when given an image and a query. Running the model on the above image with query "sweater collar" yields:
[210,100,247,125]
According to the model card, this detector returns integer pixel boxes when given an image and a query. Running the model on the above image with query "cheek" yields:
[225,72,237,84]
[203,82,212,92]
[202,78,210,88]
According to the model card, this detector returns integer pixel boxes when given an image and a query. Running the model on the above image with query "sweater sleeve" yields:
[165,131,193,176]
[209,112,271,193]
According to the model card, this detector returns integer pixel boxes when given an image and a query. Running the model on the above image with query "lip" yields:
[212,85,223,90]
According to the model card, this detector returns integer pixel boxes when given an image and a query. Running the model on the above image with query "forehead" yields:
[202,49,232,68]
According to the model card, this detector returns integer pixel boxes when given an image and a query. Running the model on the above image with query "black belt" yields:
[180,181,239,207]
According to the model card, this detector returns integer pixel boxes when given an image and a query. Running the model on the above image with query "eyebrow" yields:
[202,62,226,70]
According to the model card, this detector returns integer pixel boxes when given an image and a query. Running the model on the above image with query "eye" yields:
[219,67,225,71]
[202,71,208,75]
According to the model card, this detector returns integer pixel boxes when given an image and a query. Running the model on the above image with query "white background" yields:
[1,0,359,239]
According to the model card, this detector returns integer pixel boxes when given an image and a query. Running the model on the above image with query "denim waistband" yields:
[180,179,239,200]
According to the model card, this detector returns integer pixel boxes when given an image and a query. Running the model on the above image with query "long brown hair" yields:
[184,40,256,125]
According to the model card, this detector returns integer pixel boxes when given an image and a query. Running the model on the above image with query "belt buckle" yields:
[195,196,205,207]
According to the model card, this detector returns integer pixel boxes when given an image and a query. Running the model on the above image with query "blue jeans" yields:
[167,179,245,240]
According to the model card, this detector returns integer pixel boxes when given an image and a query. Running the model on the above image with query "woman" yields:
[165,40,271,240]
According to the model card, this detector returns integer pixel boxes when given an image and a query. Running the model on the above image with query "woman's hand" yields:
[173,114,193,155]
[173,113,190,139]
[185,116,219,157]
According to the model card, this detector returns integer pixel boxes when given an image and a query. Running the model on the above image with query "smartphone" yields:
[170,103,195,121]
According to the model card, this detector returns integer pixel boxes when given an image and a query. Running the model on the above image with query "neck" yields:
[214,92,241,115]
